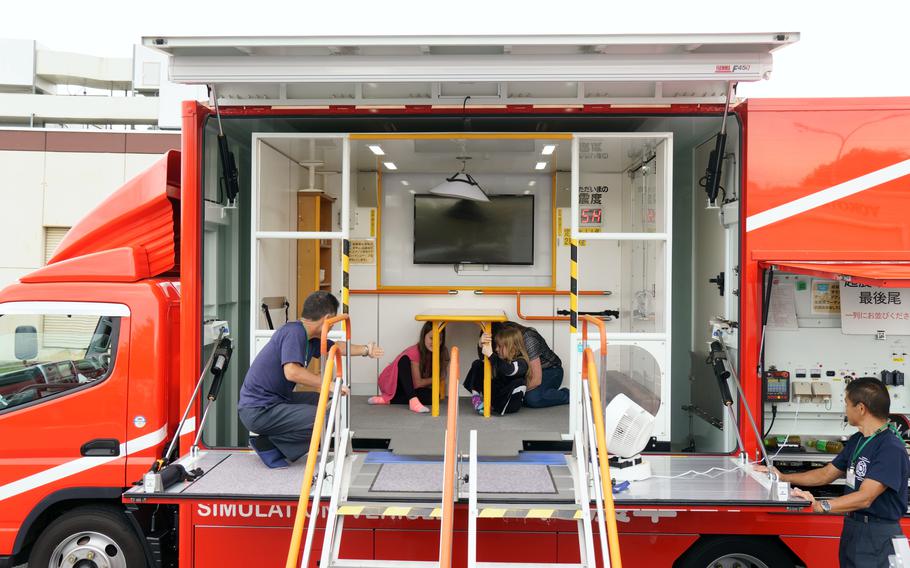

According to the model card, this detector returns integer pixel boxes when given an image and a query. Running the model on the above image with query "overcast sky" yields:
[2,0,908,98]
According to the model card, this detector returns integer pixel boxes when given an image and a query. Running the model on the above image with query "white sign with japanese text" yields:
[840,283,910,335]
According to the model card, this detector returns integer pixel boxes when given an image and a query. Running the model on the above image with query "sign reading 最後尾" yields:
[840,283,910,335]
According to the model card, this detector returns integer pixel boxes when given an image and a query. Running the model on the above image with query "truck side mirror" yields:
[15,325,38,361]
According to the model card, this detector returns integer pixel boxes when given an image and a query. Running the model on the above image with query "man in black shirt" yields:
[756,377,909,567]
[491,322,569,408]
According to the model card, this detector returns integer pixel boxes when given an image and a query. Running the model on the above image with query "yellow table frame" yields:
[415,313,507,418]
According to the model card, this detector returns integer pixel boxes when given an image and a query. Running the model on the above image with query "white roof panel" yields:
[142,33,798,105]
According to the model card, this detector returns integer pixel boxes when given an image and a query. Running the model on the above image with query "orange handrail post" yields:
[438,347,460,568]
[320,314,351,358]
[583,347,623,568]
[285,344,343,568]
[579,314,607,357]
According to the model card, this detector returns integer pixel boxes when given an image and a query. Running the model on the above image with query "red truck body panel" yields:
[3,97,910,566]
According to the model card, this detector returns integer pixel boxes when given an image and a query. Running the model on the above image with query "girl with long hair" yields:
[463,325,529,415]
[369,321,449,413]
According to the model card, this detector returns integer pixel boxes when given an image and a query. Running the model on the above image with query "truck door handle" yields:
[81,438,120,457]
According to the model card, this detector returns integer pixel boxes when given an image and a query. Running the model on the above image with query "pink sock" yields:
[368,396,390,405]
[409,397,430,413]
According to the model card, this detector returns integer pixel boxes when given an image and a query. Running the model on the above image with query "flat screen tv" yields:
[413,195,534,265]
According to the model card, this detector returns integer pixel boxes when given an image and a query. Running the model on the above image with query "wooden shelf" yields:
[297,193,336,305]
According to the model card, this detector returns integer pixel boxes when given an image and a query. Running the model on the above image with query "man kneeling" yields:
[238,291,383,468]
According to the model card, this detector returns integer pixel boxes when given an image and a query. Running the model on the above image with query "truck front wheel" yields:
[28,505,146,568]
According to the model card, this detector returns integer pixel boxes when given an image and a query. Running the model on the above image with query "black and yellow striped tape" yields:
[335,505,582,520]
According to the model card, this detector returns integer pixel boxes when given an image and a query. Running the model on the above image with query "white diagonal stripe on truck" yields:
[0,424,168,501]
[745,158,910,232]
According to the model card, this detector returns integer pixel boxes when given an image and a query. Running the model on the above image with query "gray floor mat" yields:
[351,395,568,456]
[185,452,309,496]
[369,462,556,494]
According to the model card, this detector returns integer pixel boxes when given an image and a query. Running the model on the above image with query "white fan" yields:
[603,393,655,481]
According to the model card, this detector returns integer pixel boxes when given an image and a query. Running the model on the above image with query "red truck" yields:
[2,33,910,568]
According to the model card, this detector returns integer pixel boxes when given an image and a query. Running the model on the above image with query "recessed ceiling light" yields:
[535,162,547,170]
[409,189,416,194]
[384,162,397,170]
[368,145,385,156]
[401,180,409,186]
[541,144,556,155]
[523,190,532,195]
[528,180,537,187]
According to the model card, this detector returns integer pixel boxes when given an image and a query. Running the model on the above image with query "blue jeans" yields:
[524,366,569,408]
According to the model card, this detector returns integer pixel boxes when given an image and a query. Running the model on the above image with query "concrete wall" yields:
[0,129,180,288]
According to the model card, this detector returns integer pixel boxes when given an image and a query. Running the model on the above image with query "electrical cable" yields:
[762,404,777,439]
[768,396,802,461]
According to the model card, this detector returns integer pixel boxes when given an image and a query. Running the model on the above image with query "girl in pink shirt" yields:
[369,322,449,413]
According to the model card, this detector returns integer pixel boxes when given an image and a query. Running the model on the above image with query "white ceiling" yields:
[258,135,665,175]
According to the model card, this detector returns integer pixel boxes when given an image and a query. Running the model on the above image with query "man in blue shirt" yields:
[756,377,909,567]
[238,291,384,468]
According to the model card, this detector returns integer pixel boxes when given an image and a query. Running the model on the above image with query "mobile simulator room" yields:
[198,113,742,460]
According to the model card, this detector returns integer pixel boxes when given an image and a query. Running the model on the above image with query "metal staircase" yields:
[285,313,623,568]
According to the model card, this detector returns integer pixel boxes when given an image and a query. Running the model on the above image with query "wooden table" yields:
[415,309,508,417]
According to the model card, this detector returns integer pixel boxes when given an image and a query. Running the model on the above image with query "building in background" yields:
[0,38,204,288]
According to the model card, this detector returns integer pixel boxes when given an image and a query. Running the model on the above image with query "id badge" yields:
[846,467,856,489]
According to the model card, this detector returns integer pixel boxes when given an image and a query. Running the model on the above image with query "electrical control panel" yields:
[763,370,790,402]
[761,273,910,444]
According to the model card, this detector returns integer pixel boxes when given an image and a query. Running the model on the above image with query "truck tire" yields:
[675,535,796,568]
[27,505,146,568]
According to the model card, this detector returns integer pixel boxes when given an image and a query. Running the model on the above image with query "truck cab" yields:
[0,152,181,567]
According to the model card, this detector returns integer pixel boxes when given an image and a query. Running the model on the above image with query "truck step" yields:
[474,502,582,520]
[474,562,588,568]
[336,502,441,518]
[327,560,440,568]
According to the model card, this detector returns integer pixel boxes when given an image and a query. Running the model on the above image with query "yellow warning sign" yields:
[349,239,376,265]
[811,281,841,314]
[369,209,376,237]
[556,209,563,244]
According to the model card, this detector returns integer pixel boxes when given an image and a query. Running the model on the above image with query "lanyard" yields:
[851,424,890,466]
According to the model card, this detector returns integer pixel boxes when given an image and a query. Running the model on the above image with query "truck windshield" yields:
[0,313,118,412]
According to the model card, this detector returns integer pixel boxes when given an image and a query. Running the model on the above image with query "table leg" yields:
[481,321,491,419]
[432,321,440,417]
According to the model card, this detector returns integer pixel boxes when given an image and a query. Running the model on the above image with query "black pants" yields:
[462,359,526,414]
[390,355,432,405]
[238,391,318,462]
[839,516,901,568]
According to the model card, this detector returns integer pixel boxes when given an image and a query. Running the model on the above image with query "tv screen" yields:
[413,195,535,265]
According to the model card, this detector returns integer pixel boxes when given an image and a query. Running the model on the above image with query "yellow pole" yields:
[432,321,441,417]
[285,345,341,568]
[584,348,622,568]
[481,321,491,419]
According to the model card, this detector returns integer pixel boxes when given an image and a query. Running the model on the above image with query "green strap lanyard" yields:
[851,423,892,466]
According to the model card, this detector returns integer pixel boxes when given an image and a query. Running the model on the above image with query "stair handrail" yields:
[299,371,344,567]
[438,346,460,568]
[583,347,623,568]
[582,377,610,567]
[286,343,344,568]
[579,314,608,409]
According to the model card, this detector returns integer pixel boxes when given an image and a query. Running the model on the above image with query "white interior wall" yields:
[378,173,552,288]
[256,143,296,330]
